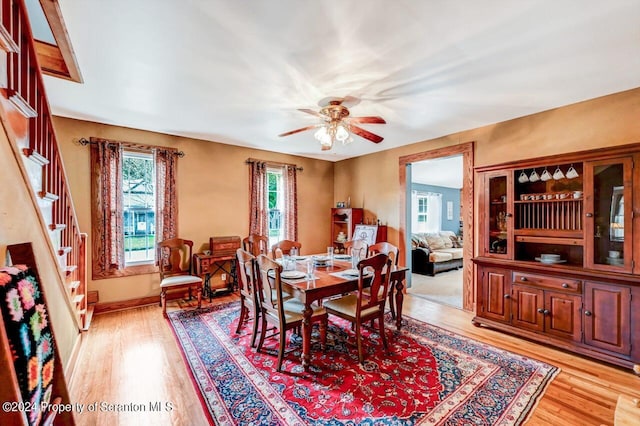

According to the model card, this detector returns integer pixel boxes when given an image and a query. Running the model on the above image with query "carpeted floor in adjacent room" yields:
[408,268,463,309]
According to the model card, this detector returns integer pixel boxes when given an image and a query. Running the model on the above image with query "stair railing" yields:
[1,0,87,329]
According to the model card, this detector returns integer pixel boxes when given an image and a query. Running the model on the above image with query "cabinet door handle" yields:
[505,213,513,218]
[585,213,593,217]
[543,309,550,315]
[584,310,592,316]
[562,283,569,288]
[504,294,510,299]
[537,308,544,314]
[520,276,527,281]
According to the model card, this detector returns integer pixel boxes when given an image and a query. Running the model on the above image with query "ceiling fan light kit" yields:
[279,97,386,151]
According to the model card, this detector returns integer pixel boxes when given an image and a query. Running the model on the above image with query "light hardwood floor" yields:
[69,294,640,425]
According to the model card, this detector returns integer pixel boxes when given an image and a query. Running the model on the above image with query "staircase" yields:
[1,0,89,330]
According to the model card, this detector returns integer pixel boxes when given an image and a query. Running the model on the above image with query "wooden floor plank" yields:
[68,294,640,425]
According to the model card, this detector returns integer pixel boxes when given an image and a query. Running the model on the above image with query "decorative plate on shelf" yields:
[606,257,624,266]
[534,257,567,264]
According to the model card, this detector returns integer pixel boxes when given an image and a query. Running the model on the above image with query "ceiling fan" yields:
[278,97,386,150]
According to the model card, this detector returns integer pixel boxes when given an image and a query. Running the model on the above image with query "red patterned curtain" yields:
[249,161,268,237]
[90,140,124,277]
[155,148,179,264]
[282,165,298,240]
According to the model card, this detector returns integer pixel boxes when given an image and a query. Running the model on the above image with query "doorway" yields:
[408,156,464,308]
[398,142,474,311]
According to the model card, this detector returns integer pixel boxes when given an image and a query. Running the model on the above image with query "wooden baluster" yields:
[37,95,43,154]
[28,56,36,109]
[10,3,19,93]
[20,31,27,98]
[47,139,53,197]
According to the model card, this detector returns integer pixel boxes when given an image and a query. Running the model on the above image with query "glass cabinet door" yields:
[483,171,513,258]
[584,157,632,272]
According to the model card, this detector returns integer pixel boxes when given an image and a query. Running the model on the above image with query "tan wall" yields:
[52,87,640,302]
[53,117,334,303]
[0,123,79,367]
[334,87,640,248]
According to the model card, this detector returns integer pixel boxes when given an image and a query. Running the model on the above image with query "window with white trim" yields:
[267,168,284,247]
[123,151,156,264]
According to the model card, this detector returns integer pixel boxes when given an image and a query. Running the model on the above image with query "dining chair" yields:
[369,242,399,266]
[158,238,203,317]
[271,240,302,259]
[235,248,261,347]
[343,239,369,260]
[255,254,327,372]
[242,234,269,257]
[368,242,400,319]
[323,252,392,364]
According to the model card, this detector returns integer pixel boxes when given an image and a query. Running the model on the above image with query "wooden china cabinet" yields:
[473,143,640,372]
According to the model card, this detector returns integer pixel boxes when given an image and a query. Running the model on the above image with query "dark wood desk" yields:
[281,258,408,371]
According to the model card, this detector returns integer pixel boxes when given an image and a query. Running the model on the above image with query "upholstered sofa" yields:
[411,231,463,276]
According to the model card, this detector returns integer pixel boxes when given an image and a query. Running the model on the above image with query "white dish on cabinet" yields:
[535,257,567,264]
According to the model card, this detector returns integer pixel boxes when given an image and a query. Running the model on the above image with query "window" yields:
[267,168,284,247]
[411,190,442,234]
[248,160,298,245]
[123,151,156,264]
[417,196,428,216]
[412,192,428,232]
[90,138,178,279]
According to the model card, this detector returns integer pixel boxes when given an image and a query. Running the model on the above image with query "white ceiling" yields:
[43,0,640,162]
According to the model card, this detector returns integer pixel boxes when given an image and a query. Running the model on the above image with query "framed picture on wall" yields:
[353,224,378,245]
[447,201,453,220]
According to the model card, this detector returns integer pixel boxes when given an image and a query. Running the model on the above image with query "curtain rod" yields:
[78,138,185,157]
[246,158,303,171]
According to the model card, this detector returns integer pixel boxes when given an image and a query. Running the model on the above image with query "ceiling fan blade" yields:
[298,108,323,117]
[350,125,384,143]
[349,116,386,124]
[278,124,319,137]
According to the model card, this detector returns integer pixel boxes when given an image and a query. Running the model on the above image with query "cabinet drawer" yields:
[512,272,581,293]
[199,258,212,273]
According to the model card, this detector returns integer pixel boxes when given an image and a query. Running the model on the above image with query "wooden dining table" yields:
[279,256,408,371]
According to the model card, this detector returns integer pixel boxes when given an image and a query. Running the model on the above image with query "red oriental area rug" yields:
[167,302,558,425]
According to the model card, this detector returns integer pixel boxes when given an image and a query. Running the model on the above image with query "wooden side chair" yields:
[255,254,327,372]
[368,242,400,318]
[158,238,203,317]
[242,234,269,257]
[271,239,302,259]
[235,248,261,347]
[369,242,399,266]
[323,253,392,364]
[343,239,369,260]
